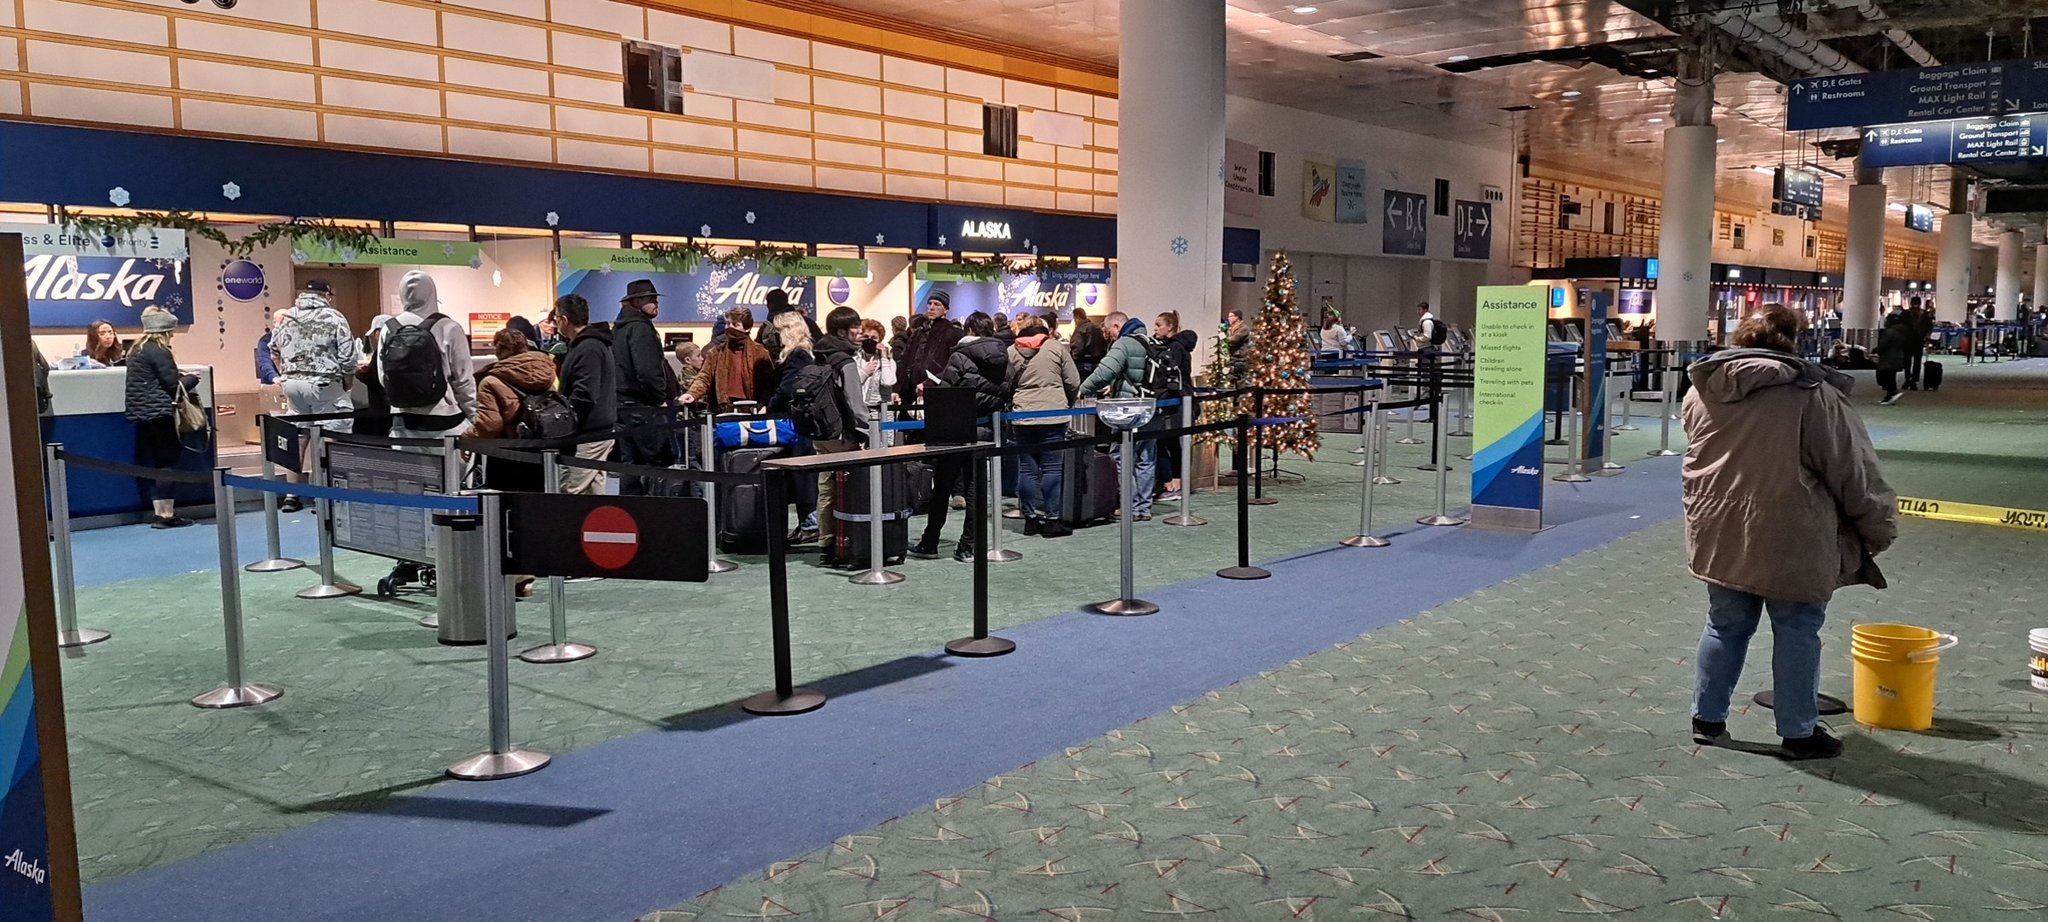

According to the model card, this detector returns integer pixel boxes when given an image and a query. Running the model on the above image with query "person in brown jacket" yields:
[682,308,777,412]
[1682,303,1897,761]
[472,329,557,492]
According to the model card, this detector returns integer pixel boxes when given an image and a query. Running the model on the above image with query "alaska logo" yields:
[960,220,1012,241]
[24,254,172,307]
[4,849,47,885]
[1510,466,1540,476]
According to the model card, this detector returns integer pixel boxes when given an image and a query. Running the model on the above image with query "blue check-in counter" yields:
[46,365,217,521]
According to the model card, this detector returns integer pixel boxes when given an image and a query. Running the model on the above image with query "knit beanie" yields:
[141,307,177,333]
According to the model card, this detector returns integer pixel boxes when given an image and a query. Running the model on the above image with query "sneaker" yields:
[1023,517,1044,536]
[1155,491,1181,503]
[1779,727,1843,761]
[150,515,195,529]
[278,496,304,514]
[1040,520,1072,538]
[1691,718,1728,746]
[907,539,942,560]
[952,542,977,562]
[1880,394,1902,406]
[1134,512,1153,522]
[788,528,820,546]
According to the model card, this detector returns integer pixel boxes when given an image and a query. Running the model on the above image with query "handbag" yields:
[174,382,208,435]
[714,419,797,450]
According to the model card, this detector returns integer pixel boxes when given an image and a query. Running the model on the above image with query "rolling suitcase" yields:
[1060,445,1119,528]
[718,446,783,553]
[1922,360,1943,392]
[831,465,911,565]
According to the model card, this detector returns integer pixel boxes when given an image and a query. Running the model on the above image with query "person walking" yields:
[1006,314,1079,537]
[124,307,197,528]
[550,294,616,495]
[610,279,676,494]
[1905,296,1933,389]
[1875,310,1912,406]
[683,308,778,412]
[909,312,1009,562]
[1078,311,1160,521]
[374,271,477,439]
[1682,303,1896,760]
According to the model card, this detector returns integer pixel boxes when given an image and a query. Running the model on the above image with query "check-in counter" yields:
[46,365,217,521]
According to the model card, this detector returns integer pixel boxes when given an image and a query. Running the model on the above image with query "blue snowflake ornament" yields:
[290,249,308,266]
[108,187,131,207]
[221,182,241,201]
[1170,236,1190,256]
[699,224,712,237]
[545,211,560,227]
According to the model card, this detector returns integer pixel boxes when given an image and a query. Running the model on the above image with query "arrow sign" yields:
[1453,200,1492,261]
[1383,190,1429,256]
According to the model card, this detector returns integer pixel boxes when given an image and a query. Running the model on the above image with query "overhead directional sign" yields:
[1453,200,1492,261]
[1789,58,2048,131]
[1773,166,1824,209]
[1382,190,1428,256]
[1861,114,2048,168]
[1906,204,1936,233]
[503,493,708,582]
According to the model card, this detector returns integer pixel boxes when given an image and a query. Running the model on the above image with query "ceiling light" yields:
[1752,165,1779,175]
[1717,138,1727,143]
[1447,54,1470,63]
[1291,39,1307,43]
[1560,89,1582,98]
[1648,117,1664,124]
[1292,5,1318,12]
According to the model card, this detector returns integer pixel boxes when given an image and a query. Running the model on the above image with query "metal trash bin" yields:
[435,511,515,645]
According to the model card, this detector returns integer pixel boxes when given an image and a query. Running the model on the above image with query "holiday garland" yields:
[54,208,380,260]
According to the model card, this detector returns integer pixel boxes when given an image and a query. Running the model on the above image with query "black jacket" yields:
[123,341,183,422]
[1166,329,1197,392]
[940,336,1011,415]
[1070,322,1109,373]
[560,324,618,432]
[1876,319,1912,373]
[612,307,667,408]
[898,317,964,402]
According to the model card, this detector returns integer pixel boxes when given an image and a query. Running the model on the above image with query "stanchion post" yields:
[1372,403,1401,485]
[1162,397,1207,527]
[1616,357,1639,431]
[244,444,305,573]
[1218,415,1271,580]
[448,492,551,780]
[740,471,825,714]
[851,405,904,586]
[1090,427,1162,613]
[701,412,738,573]
[1418,390,1467,527]
[296,426,361,599]
[193,467,282,708]
[1648,346,1681,457]
[1555,376,1591,483]
[983,411,1021,562]
[1598,368,1625,475]
[1447,358,1473,437]
[520,451,596,664]
[1342,402,1390,548]
[1248,388,1277,506]
[1396,356,1423,444]
[44,444,109,647]
[948,446,1015,655]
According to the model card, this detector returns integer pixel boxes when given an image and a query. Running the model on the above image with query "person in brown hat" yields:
[610,279,675,494]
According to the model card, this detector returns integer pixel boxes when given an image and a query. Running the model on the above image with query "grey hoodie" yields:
[376,271,478,425]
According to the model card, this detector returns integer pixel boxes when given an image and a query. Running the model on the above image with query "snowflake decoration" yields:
[557,258,571,272]
[545,211,560,227]
[875,234,886,245]
[938,234,948,247]
[290,249,308,266]
[468,253,483,269]
[700,224,713,237]
[745,211,757,224]
[166,293,185,308]
[151,257,174,270]
[442,243,457,259]
[222,182,242,201]
[598,263,613,275]
[1170,236,1190,256]
[1021,238,1032,251]
[108,187,131,207]
[339,247,359,263]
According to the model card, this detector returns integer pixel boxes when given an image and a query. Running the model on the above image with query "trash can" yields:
[434,511,516,646]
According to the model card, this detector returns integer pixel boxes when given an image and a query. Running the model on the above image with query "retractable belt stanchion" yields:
[1447,356,1472,438]
[296,426,361,599]
[1089,414,1162,614]
[1248,389,1277,506]
[1218,415,1271,580]
[1615,357,1640,431]
[983,411,1021,562]
[1417,359,1449,473]
[1341,402,1390,548]
[1555,376,1591,483]
[44,444,109,648]
[850,406,904,586]
[1648,347,1681,457]
[1417,390,1467,527]
[1598,369,1625,475]
[520,450,597,664]
[449,492,551,780]
[417,434,465,631]
[245,435,304,573]
[1372,405,1401,485]
[193,467,283,709]
[1161,396,1206,527]
[701,412,739,574]
[742,470,826,715]
[947,446,1014,656]
[1396,356,1424,444]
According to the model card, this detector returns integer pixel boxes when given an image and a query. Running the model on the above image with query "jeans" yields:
[1012,424,1065,519]
[1121,437,1157,517]
[1693,584,1828,739]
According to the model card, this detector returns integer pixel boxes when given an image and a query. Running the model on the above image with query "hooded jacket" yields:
[1079,318,1152,398]
[376,272,477,426]
[1166,329,1197,393]
[1070,319,1109,373]
[1875,316,1912,372]
[558,324,617,432]
[271,293,361,382]
[1006,331,1079,424]
[1681,348,1897,604]
[472,351,559,439]
[941,335,1011,415]
[612,304,669,408]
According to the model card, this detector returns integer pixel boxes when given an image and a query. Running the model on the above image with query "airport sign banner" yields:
[1383,190,1429,256]
[1453,200,1493,261]
[1470,285,1549,531]
[1860,114,2048,168]
[293,236,482,267]
[1789,58,2048,131]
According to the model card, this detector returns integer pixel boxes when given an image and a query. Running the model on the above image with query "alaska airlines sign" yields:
[959,219,1013,242]
[25,254,194,328]
[930,206,1036,251]
[556,259,888,323]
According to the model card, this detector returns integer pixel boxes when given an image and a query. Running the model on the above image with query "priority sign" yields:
[503,493,707,582]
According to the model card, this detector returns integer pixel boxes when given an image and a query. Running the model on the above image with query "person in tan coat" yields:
[1682,303,1897,761]
[473,329,557,494]
[681,308,777,412]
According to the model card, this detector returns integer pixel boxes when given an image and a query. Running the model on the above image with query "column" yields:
[1655,68,1715,342]
[1935,176,1973,324]
[1117,0,1225,355]
[1995,228,2023,318]
[2033,244,2048,310]
[1841,155,1885,333]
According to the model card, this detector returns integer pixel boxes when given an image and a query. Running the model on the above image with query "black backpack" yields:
[1138,335,1185,399]
[511,387,579,441]
[787,355,851,442]
[1427,318,1449,346]
[380,314,451,408]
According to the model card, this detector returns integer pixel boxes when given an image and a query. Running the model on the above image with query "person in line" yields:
[84,318,125,368]
[610,278,675,494]
[1006,313,1078,538]
[805,308,872,566]
[991,312,1016,346]
[255,313,281,387]
[666,339,702,398]
[765,311,824,545]
[1068,307,1109,380]
[1875,309,1912,406]
[755,288,820,370]
[1153,310,1197,502]
[534,313,561,354]
[887,315,911,364]
[1078,311,1159,521]
[271,287,364,511]
[896,290,965,404]
[1683,303,1896,761]
[124,307,196,528]
[855,318,897,415]
[683,308,777,413]
[1905,296,1933,389]
[909,311,1009,562]
[471,327,556,476]
[1226,308,1251,382]
[550,294,616,495]
[375,271,476,439]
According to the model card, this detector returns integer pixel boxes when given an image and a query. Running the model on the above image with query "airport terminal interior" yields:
[5,1,2048,920]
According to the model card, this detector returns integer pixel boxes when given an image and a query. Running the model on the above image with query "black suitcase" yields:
[1060,446,1119,527]
[831,466,912,565]
[718,447,783,553]
[1923,360,1943,392]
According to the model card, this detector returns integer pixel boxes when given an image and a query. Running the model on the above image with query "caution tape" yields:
[1896,496,2048,532]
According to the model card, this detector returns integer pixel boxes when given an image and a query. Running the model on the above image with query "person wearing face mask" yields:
[682,308,777,413]
[856,318,897,411]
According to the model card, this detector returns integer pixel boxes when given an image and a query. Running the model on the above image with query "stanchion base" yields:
[1448,430,1472,438]
[1417,463,1453,472]
[1613,425,1640,432]
[1417,514,1468,527]
[191,683,282,709]
[983,549,1024,563]
[296,581,361,600]
[417,613,439,629]
[1371,476,1402,485]
[1753,690,1850,716]
[519,641,597,664]
[1340,534,1391,548]
[1216,565,1272,581]
[447,748,551,781]
[1553,473,1592,483]
[740,689,826,716]
[1394,438,1424,445]
[1088,597,1161,616]
[244,557,306,573]
[1247,497,1279,506]
[1646,449,1682,457]
[1160,515,1208,527]
[57,628,112,648]
[945,635,1017,657]
[707,558,740,574]
[849,568,906,586]
[1544,438,1569,446]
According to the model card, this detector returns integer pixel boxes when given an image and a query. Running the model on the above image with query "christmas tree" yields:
[1243,252,1320,460]
[1195,320,1236,446]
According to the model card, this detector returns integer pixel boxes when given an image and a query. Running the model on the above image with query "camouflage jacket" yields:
[271,303,362,382]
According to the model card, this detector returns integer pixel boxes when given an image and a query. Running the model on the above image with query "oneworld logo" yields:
[220,258,266,302]
[5,849,48,885]
[23,254,173,307]
[960,220,1012,240]
[1510,466,1541,476]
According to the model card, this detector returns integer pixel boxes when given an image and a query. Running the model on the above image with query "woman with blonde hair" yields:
[767,309,822,544]
[124,307,197,528]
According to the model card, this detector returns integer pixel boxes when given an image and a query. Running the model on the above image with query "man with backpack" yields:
[1078,311,1178,522]
[785,306,870,566]
[1415,301,1446,352]
[375,271,477,438]
[551,294,616,495]
[611,278,675,495]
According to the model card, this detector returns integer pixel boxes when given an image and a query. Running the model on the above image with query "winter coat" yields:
[1079,318,1151,399]
[123,340,182,422]
[1875,318,1912,372]
[767,347,814,413]
[558,324,618,432]
[612,306,669,408]
[1070,321,1109,374]
[374,274,477,427]
[685,335,777,412]
[1166,329,1197,393]
[811,334,870,437]
[471,351,558,439]
[940,335,1011,416]
[1681,348,1898,604]
[898,317,964,402]
[1006,333,1079,425]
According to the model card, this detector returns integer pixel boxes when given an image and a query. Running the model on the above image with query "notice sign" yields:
[503,493,708,582]
[1470,285,1549,531]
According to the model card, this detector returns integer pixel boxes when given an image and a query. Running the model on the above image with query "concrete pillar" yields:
[1935,177,1973,324]
[1117,0,1225,358]
[1995,229,2023,318]
[1841,155,1886,332]
[2032,244,2048,311]
[1656,125,1716,342]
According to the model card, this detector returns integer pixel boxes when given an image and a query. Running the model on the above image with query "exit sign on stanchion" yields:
[503,494,709,582]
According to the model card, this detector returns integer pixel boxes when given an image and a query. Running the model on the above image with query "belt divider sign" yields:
[503,493,708,582]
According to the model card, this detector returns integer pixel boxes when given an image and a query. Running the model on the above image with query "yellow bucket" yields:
[1850,623,1959,731]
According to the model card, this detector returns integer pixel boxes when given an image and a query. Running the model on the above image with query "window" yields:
[1434,178,1451,216]
[1806,236,1818,258]
[1258,151,1276,196]
[983,104,1019,158]
[1771,227,1785,247]
[622,40,682,114]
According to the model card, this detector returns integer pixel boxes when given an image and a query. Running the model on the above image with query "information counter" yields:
[46,365,218,521]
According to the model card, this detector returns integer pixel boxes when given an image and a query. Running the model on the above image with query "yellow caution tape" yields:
[1896,497,2048,532]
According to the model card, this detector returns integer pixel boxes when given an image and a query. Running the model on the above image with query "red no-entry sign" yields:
[580,505,640,570]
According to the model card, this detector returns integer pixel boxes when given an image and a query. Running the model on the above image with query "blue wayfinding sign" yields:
[1452,200,1492,261]
[1790,58,2048,131]
[1383,190,1428,257]
[1860,114,2048,168]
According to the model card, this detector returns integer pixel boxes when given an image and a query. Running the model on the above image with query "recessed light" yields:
[1256,28,1270,33]
[1291,38,1307,43]
[1292,5,1318,12]
[1717,138,1727,143]
[1560,89,1582,98]
[1648,117,1664,123]
[1447,54,1470,63]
